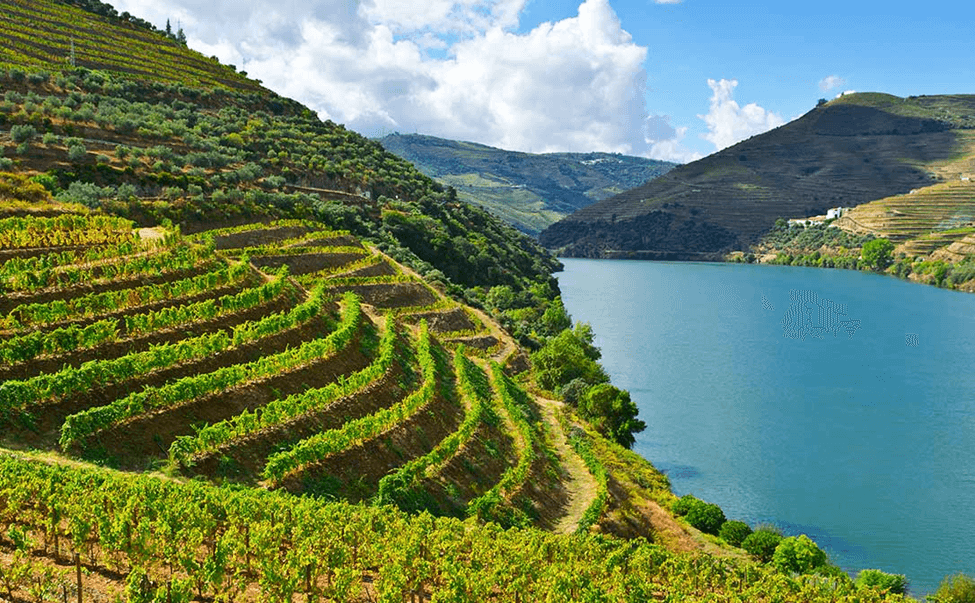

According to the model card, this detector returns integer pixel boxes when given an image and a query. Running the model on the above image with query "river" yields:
[556,258,975,596]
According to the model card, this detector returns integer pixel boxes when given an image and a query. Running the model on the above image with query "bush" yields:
[531,324,608,392]
[557,378,590,407]
[741,528,783,563]
[855,569,908,595]
[10,124,36,143]
[861,237,895,271]
[579,383,646,449]
[933,573,975,603]
[719,520,753,547]
[685,500,726,535]
[672,494,699,516]
[67,144,87,162]
[772,535,827,575]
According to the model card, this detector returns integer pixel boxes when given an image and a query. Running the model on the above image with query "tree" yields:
[932,574,975,603]
[530,324,607,392]
[176,27,187,45]
[684,500,726,535]
[741,528,783,563]
[855,569,908,595]
[719,520,753,548]
[772,535,828,575]
[861,238,894,271]
[165,19,172,36]
[579,383,646,449]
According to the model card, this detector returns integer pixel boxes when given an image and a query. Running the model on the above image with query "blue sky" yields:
[112,0,974,162]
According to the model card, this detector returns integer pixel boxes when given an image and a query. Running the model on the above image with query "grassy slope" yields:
[379,133,675,235]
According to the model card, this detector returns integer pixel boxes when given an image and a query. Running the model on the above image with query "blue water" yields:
[556,259,975,596]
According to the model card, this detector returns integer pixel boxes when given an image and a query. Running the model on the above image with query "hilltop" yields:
[0,0,926,600]
[379,133,675,235]
[540,93,975,261]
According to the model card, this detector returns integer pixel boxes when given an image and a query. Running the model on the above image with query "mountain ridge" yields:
[379,133,676,235]
[540,93,975,260]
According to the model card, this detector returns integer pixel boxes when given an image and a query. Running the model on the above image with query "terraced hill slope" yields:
[379,133,675,235]
[540,93,975,260]
[0,200,911,602]
[0,0,262,92]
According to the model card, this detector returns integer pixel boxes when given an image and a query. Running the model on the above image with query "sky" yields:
[110,0,975,163]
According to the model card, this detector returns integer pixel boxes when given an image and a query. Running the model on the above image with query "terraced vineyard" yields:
[0,206,613,527]
[0,206,916,602]
[834,129,975,257]
[0,0,261,92]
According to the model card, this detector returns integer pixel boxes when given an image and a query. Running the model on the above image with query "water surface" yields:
[557,259,975,595]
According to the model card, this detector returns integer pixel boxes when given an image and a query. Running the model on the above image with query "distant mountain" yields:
[378,134,676,235]
[540,93,975,260]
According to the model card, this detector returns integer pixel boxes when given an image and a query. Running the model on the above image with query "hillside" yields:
[0,191,910,602]
[540,93,975,260]
[0,1,923,600]
[379,133,675,235]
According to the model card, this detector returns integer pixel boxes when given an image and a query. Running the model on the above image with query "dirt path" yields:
[534,396,599,534]
[138,226,166,241]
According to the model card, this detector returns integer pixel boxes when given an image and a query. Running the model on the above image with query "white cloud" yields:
[698,79,784,152]
[643,115,702,163]
[109,0,699,160]
[819,74,845,92]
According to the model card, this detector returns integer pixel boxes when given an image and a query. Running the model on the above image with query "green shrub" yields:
[933,573,975,603]
[10,124,36,143]
[672,494,699,516]
[67,144,87,162]
[741,528,783,563]
[685,500,726,535]
[772,535,827,575]
[557,378,590,407]
[855,569,908,595]
[861,237,895,271]
[579,383,646,449]
[719,520,752,547]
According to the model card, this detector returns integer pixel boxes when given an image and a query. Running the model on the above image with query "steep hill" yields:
[379,133,675,235]
[540,93,975,260]
[0,1,923,600]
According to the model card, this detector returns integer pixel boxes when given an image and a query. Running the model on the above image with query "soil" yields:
[252,252,366,276]
[419,418,517,517]
[0,261,219,316]
[187,363,409,483]
[2,311,335,452]
[289,235,363,249]
[278,377,464,501]
[331,259,398,279]
[0,280,276,383]
[401,307,479,334]
[214,226,315,250]
[327,282,439,309]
